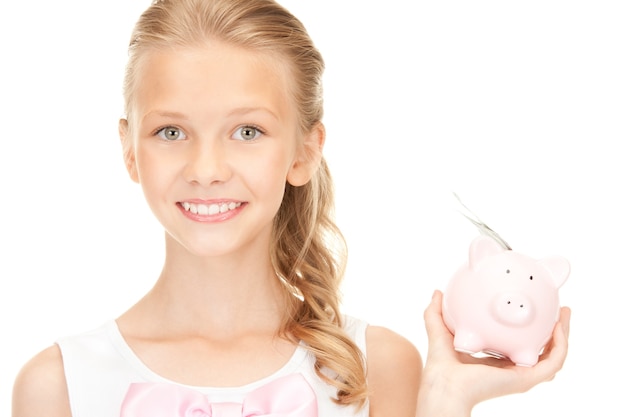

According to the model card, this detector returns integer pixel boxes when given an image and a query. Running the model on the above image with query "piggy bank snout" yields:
[490,292,535,326]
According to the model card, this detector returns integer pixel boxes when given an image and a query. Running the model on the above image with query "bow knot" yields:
[120,373,318,417]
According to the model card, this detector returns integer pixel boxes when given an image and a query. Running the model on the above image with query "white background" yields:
[1,1,625,415]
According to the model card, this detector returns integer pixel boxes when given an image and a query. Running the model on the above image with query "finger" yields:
[530,307,570,384]
[423,289,458,358]
[542,306,571,354]
[423,290,448,338]
[559,306,571,339]
[551,306,570,365]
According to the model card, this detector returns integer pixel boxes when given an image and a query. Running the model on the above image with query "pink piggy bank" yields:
[442,235,570,366]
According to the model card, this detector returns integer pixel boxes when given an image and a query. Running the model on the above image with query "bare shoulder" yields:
[12,344,71,417]
[366,325,423,417]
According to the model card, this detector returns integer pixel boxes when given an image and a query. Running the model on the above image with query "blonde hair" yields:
[122,0,368,407]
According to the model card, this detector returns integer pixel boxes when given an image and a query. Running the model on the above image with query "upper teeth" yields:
[182,202,241,215]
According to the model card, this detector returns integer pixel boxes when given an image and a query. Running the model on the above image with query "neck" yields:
[123,234,290,339]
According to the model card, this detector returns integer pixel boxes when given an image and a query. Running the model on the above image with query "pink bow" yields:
[120,373,318,417]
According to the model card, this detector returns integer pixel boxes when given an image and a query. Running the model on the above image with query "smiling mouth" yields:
[181,201,242,215]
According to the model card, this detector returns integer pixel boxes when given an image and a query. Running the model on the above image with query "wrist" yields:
[415,370,474,417]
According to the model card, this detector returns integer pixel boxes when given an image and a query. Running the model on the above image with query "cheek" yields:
[242,148,294,199]
[135,147,177,201]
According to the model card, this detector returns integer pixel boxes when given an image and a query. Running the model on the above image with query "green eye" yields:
[234,125,263,141]
[157,126,186,141]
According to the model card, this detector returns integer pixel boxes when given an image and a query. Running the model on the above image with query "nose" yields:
[183,138,232,186]
[490,292,535,327]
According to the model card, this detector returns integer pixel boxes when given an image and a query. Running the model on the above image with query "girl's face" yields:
[120,42,322,258]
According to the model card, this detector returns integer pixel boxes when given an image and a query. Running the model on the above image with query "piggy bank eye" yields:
[506,269,510,274]
[529,275,534,280]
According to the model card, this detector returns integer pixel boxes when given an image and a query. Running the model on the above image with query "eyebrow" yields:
[142,107,280,122]
[227,106,281,122]
[141,111,190,123]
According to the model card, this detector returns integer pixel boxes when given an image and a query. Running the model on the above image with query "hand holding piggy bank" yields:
[442,235,570,366]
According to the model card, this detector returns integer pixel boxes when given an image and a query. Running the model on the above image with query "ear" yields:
[468,235,505,271]
[538,256,570,288]
[286,122,325,187]
[119,118,139,183]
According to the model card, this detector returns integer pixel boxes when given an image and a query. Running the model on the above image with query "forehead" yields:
[132,42,296,123]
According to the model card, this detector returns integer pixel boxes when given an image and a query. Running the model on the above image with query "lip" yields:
[177,200,245,223]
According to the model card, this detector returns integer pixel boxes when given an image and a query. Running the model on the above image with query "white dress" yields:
[56,315,370,416]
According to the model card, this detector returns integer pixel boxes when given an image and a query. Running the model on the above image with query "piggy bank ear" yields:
[538,256,570,288]
[469,235,505,270]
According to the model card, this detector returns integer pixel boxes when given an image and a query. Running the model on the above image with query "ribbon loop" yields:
[120,373,318,417]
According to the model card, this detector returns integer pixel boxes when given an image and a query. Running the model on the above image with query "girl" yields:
[11,0,570,416]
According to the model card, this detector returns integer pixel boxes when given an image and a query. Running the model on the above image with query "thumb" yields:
[423,290,454,348]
